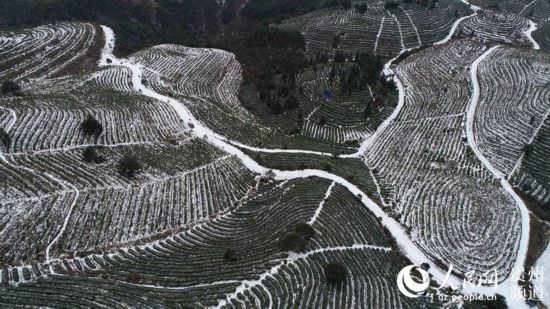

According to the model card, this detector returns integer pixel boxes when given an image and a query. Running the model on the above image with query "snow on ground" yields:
[99,24,519,303]
[0,5,544,305]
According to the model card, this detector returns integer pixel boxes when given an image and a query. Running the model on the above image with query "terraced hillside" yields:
[0,23,258,274]
[471,0,550,51]
[512,117,550,205]
[365,40,523,281]
[277,0,471,60]
[455,11,533,46]
[0,22,102,81]
[474,47,550,205]
[1,0,549,307]
[263,0,472,148]
[289,63,398,144]
[0,178,443,308]
[131,45,395,151]
[0,21,449,308]
[130,45,273,146]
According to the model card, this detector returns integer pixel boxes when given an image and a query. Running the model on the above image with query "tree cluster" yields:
[330,52,384,95]
[258,74,300,114]
[0,0,226,55]
[328,51,397,119]
[227,26,307,114]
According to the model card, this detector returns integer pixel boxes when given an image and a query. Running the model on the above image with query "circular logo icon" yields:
[397,265,430,298]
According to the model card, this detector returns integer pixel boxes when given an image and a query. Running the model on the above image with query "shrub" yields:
[118,156,142,178]
[125,272,141,283]
[0,128,11,149]
[373,95,385,107]
[82,146,105,164]
[224,248,239,262]
[319,116,327,126]
[81,115,103,138]
[295,222,315,240]
[325,262,346,284]
[281,232,306,252]
[2,80,21,95]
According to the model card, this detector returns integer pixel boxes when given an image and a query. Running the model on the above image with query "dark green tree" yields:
[118,156,142,178]
[81,115,103,138]
[2,80,20,95]
[82,146,105,164]
[281,232,306,252]
[294,222,315,240]
[224,248,239,262]
[325,262,347,284]
[0,128,11,149]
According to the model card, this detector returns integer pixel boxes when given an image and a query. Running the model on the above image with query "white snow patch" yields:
[524,20,541,50]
